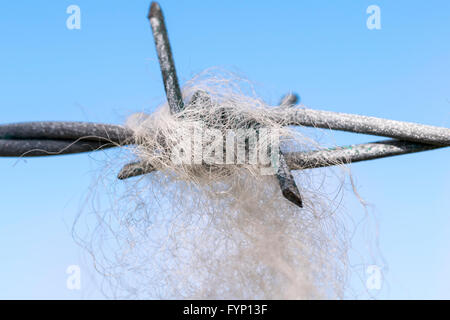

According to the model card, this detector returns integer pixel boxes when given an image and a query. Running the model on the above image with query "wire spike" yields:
[148,1,184,114]
[279,93,299,107]
[275,93,303,208]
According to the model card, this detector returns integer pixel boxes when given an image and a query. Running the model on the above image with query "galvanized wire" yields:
[0,121,133,144]
[0,113,447,163]
[1,0,448,172]
[274,108,450,146]
[0,139,115,157]
[115,139,440,179]
[285,139,440,170]
[148,2,184,114]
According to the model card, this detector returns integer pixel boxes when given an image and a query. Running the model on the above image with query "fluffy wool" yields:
[74,70,357,299]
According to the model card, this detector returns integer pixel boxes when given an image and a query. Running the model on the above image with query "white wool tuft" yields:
[74,70,356,299]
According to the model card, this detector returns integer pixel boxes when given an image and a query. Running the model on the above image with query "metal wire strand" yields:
[285,139,441,170]
[4,105,449,149]
[0,122,134,144]
[0,139,116,157]
[273,108,450,146]
[149,2,184,114]
[0,96,447,170]
[116,139,442,178]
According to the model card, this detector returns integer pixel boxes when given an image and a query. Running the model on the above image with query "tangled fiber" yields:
[74,70,364,299]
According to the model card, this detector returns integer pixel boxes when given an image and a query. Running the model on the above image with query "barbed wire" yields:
[0,109,447,158]
[0,1,448,206]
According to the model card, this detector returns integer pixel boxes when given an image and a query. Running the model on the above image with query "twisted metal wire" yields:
[0,1,447,179]
[0,117,445,163]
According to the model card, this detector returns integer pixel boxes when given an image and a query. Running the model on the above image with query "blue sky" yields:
[0,0,449,299]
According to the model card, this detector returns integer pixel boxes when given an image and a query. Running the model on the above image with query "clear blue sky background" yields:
[0,0,449,299]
